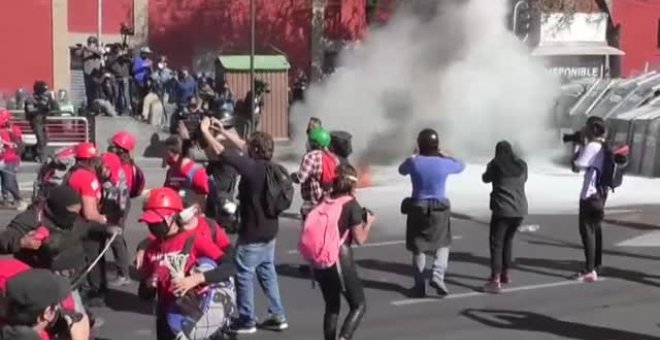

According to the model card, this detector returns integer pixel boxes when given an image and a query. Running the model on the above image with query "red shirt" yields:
[164,160,210,195]
[141,229,223,307]
[0,125,22,164]
[195,217,231,252]
[67,168,102,201]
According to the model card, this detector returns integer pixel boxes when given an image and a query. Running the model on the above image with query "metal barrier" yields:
[11,115,91,148]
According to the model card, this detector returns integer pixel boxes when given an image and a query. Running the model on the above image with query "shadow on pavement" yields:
[104,288,153,316]
[524,233,660,262]
[276,263,413,298]
[461,308,660,340]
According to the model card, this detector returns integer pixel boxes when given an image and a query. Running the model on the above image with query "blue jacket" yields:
[176,76,198,105]
[132,56,151,86]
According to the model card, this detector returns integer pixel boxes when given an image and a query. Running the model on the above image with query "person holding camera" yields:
[572,119,608,283]
[75,36,103,109]
[0,266,90,340]
[482,141,528,293]
[24,81,58,162]
[107,44,133,115]
[399,128,465,297]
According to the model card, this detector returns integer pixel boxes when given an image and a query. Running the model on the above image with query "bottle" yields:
[518,224,540,233]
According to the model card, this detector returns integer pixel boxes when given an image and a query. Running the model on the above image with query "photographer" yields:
[572,119,607,283]
[399,128,465,298]
[0,266,90,340]
[75,36,103,109]
[107,43,133,115]
[24,81,58,162]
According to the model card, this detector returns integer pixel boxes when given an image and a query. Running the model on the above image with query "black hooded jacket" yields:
[482,141,528,218]
[0,206,90,271]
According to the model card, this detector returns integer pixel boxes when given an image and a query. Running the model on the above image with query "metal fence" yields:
[9,113,91,149]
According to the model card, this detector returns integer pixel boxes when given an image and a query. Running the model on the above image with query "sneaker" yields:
[259,315,289,331]
[108,276,131,287]
[500,270,511,284]
[483,279,502,294]
[429,280,449,296]
[230,320,257,335]
[15,201,28,212]
[575,270,598,283]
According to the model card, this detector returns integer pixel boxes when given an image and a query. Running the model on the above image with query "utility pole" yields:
[97,0,103,41]
[249,0,256,134]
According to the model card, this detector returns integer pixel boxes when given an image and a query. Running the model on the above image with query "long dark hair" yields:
[490,141,525,178]
[331,164,358,197]
[108,145,134,165]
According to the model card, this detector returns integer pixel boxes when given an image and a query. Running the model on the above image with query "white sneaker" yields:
[15,201,28,212]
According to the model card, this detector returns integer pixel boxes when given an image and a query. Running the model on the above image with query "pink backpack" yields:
[298,195,354,268]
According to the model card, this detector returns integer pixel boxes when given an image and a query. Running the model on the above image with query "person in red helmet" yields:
[162,135,209,207]
[98,152,132,287]
[107,131,145,198]
[65,142,108,306]
[0,110,26,211]
[137,187,235,340]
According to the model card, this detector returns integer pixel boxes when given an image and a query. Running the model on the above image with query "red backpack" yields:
[320,151,338,188]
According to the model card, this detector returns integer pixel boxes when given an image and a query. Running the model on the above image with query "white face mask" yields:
[179,206,197,224]
[158,63,165,70]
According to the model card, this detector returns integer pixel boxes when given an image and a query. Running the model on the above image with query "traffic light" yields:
[513,0,532,41]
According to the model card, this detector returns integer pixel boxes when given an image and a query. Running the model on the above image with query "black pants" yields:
[82,230,107,297]
[108,201,131,277]
[156,304,176,340]
[84,74,98,107]
[29,118,47,161]
[314,245,366,340]
[489,216,523,277]
[579,197,605,272]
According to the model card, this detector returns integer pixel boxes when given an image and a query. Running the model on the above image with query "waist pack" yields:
[298,195,354,269]
[167,257,237,340]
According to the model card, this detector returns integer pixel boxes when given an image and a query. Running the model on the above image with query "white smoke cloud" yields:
[290,0,560,165]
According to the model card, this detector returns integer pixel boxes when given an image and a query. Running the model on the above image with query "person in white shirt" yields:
[572,119,607,283]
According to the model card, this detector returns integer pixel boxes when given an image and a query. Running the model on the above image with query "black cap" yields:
[87,36,98,44]
[6,269,70,320]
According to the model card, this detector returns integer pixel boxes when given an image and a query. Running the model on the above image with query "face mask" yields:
[179,206,197,224]
[148,221,171,239]
[165,155,178,167]
[158,63,165,70]
[47,209,78,230]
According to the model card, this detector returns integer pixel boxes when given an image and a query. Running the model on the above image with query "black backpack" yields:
[262,162,294,218]
[597,142,628,194]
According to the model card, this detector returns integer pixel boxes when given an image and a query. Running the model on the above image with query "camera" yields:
[562,130,583,144]
[362,207,373,223]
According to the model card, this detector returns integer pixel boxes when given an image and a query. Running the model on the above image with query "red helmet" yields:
[74,142,98,160]
[110,131,136,152]
[139,187,183,224]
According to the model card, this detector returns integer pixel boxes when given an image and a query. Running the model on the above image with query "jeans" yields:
[579,197,605,272]
[115,77,132,115]
[413,247,449,288]
[489,216,522,277]
[0,163,21,201]
[235,239,286,325]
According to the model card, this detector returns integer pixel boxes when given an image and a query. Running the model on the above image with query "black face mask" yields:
[148,221,171,239]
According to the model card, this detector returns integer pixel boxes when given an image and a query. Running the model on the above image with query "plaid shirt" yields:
[296,150,325,207]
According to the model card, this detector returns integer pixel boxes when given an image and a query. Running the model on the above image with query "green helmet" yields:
[308,127,331,148]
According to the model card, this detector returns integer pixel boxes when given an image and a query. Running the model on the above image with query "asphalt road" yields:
[4,163,660,340]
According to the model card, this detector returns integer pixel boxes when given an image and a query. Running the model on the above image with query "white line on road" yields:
[391,279,605,306]
[286,236,463,255]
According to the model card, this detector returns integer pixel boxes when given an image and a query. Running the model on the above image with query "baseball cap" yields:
[6,269,70,319]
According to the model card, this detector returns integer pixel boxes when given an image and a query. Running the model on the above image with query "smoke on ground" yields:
[290,0,560,165]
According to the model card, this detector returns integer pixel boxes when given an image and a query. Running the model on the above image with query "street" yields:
[4,160,660,339]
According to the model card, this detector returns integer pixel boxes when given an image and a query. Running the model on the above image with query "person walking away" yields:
[24,81,58,162]
[399,128,465,297]
[99,153,131,287]
[481,141,528,294]
[0,266,91,340]
[0,109,27,211]
[292,127,338,220]
[200,118,289,334]
[300,164,375,340]
[65,142,108,306]
[137,187,235,340]
[107,44,133,115]
[76,36,103,109]
[573,120,607,282]
[132,47,153,117]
